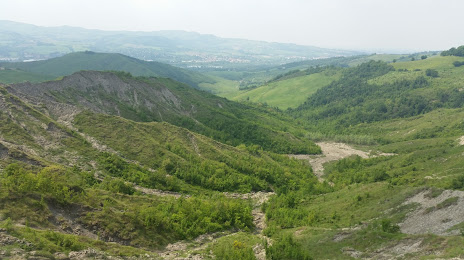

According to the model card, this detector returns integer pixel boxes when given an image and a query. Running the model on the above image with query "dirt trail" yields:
[290,142,394,182]
[158,192,274,260]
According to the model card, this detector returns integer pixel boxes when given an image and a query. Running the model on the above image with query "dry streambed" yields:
[290,142,394,181]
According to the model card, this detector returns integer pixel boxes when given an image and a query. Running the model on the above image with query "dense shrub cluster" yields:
[76,113,320,193]
[1,164,90,204]
[0,163,255,248]
[266,234,312,260]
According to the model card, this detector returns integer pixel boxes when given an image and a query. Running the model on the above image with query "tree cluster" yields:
[441,46,464,57]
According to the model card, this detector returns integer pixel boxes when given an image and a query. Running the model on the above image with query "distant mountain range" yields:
[0,20,362,69]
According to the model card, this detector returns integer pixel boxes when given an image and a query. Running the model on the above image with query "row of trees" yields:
[441,45,464,57]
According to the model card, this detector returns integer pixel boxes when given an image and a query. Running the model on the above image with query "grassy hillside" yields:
[0,69,55,84]
[256,55,464,260]
[0,83,322,194]
[290,57,464,133]
[8,71,320,154]
[0,51,215,87]
[0,84,326,257]
[73,111,319,193]
[228,68,341,109]
[217,54,428,105]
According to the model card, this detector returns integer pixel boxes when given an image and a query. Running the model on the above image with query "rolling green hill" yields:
[221,53,442,106]
[227,68,341,109]
[291,56,464,132]
[0,51,215,88]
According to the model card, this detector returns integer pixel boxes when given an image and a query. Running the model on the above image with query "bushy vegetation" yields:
[1,163,90,205]
[425,68,439,77]
[266,234,312,260]
[97,152,184,192]
[212,240,256,260]
[74,111,320,193]
[0,163,255,249]
[325,156,391,186]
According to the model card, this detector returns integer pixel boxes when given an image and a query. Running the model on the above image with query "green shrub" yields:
[213,240,256,260]
[425,69,439,78]
[380,219,399,233]
[266,234,312,260]
[100,177,135,195]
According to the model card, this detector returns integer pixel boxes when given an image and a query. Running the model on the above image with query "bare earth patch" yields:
[399,189,464,235]
[459,136,464,146]
[290,142,393,182]
[134,185,189,199]
[364,238,430,260]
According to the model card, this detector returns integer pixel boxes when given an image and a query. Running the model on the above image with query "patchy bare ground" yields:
[459,136,464,146]
[158,231,232,259]
[290,142,394,181]
[361,237,443,260]
[47,203,99,240]
[399,189,464,235]
[134,185,189,199]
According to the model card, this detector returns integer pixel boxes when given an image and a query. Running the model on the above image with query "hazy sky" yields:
[1,0,463,52]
